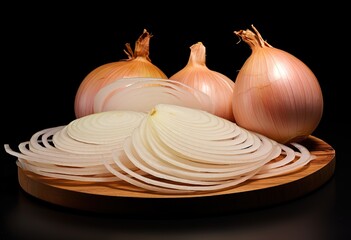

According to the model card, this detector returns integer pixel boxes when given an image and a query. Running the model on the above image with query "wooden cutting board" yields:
[17,135,335,217]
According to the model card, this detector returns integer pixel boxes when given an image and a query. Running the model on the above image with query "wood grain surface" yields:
[17,135,336,216]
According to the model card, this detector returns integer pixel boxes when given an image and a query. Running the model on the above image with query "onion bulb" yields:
[74,29,168,118]
[232,25,323,144]
[170,42,235,122]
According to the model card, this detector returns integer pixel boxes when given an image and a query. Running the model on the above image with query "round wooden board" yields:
[17,135,336,217]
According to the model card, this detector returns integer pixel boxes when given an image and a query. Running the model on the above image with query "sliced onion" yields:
[53,110,146,154]
[106,104,316,193]
[93,77,215,114]
[251,143,316,179]
[4,103,316,193]
[4,110,146,182]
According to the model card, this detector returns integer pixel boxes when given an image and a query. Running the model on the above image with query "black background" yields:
[1,3,349,240]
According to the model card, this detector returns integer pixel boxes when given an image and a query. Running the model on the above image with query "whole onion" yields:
[232,25,324,144]
[170,42,235,122]
[74,29,168,118]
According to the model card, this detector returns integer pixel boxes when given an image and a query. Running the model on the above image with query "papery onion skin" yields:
[232,25,323,144]
[170,42,235,122]
[74,29,168,118]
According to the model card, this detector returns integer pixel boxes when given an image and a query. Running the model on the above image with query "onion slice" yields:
[4,110,146,182]
[106,104,316,193]
[4,104,316,193]
[93,77,215,114]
